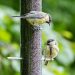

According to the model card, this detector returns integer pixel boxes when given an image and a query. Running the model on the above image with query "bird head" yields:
[45,15,52,26]
[47,39,56,46]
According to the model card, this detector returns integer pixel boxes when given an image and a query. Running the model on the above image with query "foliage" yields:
[0,6,20,75]
[0,0,75,75]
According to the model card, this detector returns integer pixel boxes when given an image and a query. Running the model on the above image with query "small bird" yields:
[12,11,52,26]
[43,39,59,65]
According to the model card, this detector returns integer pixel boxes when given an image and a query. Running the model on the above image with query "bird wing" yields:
[12,11,49,19]
[53,45,59,53]
[24,11,47,19]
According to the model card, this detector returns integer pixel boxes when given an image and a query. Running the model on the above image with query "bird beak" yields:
[46,21,50,26]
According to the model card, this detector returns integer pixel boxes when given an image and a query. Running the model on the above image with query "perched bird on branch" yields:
[43,39,59,65]
[12,11,52,26]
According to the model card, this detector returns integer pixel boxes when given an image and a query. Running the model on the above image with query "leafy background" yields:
[0,0,75,75]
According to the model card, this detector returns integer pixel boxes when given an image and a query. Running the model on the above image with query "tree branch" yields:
[20,0,42,75]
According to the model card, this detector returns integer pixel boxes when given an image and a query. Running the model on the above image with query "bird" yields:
[12,11,52,26]
[43,39,59,65]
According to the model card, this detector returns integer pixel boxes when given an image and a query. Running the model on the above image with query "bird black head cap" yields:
[47,39,55,45]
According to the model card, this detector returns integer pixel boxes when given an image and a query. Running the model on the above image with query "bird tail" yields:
[11,16,26,18]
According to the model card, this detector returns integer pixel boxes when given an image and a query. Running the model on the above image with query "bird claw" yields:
[33,26,42,30]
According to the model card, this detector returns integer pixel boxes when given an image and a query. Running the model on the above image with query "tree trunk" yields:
[20,0,42,75]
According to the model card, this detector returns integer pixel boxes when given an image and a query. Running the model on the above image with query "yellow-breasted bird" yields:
[43,39,59,65]
[12,11,52,26]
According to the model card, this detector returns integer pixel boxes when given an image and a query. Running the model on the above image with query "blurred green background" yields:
[0,0,75,75]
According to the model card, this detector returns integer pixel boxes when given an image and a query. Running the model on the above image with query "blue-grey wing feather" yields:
[24,11,47,19]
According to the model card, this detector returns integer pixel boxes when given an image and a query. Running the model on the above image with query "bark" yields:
[20,0,42,75]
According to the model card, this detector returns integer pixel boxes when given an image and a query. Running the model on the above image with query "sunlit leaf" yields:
[61,30,73,39]
[0,28,11,42]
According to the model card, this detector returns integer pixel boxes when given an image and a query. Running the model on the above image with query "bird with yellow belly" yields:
[43,39,59,65]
